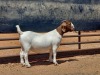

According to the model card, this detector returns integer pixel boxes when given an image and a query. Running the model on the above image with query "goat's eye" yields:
[63,26,66,29]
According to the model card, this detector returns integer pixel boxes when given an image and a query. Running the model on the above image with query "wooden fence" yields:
[0,31,100,50]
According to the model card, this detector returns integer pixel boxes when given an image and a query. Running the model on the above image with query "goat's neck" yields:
[56,25,64,36]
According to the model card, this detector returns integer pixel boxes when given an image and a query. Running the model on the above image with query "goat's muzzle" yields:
[71,28,75,31]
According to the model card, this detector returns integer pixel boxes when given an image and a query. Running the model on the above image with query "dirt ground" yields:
[0,31,100,75]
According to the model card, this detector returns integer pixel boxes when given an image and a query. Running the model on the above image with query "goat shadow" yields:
[0,48,100,66]
[30,58,78,66]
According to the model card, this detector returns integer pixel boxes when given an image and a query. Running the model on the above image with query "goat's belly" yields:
[31,46,51,53]
[31,40,52,48]
[31,42,52,53]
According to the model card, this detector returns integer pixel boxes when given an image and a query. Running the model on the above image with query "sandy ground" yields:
[0,31,100,75]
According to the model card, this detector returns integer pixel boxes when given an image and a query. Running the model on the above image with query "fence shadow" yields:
[0,48,100,65]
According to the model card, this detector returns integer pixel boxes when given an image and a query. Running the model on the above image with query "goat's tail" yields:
[16,25,23,35]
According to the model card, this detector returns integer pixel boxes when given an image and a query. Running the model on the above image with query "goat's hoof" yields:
[26,65,31,68]
[22,65,25,67]
[21,63,25,67]
[54,64,58,66]
[54,63,58,66]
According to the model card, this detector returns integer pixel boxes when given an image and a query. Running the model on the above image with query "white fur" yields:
[71,23,74,29]
[16,25,62,67]
[16,22,74,67]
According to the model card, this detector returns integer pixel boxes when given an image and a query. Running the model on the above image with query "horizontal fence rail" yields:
[0,38,19,41]
[0,46,21,50]
[63,34,100,37]
[0,31,100,50]
[61,41,100,45]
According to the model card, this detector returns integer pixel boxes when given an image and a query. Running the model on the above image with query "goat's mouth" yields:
[70,28,75,31]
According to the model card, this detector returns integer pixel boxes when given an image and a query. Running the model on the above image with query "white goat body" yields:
[20,30,62,50]
[16,25,62,67]
[16,20,74,67]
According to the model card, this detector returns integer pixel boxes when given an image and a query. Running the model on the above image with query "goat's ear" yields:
[62,26,66,32]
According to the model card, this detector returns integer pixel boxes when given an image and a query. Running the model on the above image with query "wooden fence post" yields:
[78,31,81,49]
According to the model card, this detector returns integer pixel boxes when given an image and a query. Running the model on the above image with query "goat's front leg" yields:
[52,45,58,65]
[49,49,53,62]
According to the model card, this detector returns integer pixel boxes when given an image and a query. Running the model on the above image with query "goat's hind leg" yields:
[21,42,31,67]
[24,51,31,68]
[23,43,31,68]
[20,49,25,66]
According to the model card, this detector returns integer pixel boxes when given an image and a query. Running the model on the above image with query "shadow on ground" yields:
[0,48,100,66]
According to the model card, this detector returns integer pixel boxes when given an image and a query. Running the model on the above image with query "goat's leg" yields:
[49,49,53,62]
[24,51,31,68]
[52,45,58,65]
[20,49,25,66]
[22,43,31,67]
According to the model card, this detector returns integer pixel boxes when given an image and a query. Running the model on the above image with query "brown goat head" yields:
[56,20,75,36]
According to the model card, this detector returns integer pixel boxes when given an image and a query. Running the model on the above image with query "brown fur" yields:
[56,20,74,36]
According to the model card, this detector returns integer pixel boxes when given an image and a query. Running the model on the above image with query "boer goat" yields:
[16,20,75,67]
